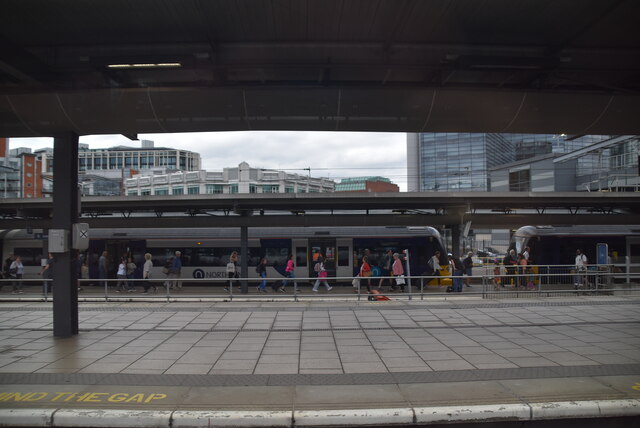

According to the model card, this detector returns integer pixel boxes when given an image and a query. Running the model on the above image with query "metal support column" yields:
[240,226,248,294]
[52,134,79,337]
[451,225,461,258]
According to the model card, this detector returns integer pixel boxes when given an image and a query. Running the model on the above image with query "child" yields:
[492,262,502,290]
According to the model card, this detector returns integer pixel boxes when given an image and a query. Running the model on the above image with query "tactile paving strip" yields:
[2,364,639,387]
[0,299,637,313]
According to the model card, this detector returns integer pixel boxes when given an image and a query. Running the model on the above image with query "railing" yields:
[1,265,638,302]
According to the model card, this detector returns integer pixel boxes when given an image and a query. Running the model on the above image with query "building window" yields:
[297,188,306,193]
[229,184,238,194]
[127,190,138,196]
[509,170,530,192]
[141,189,151,196]
[285,186,294,193]
[155,188,169,196]
[173,187,184,195]
[249,184,258,193]
[262,185,279,193]
[188,186,199,195]
[206,184,223,194]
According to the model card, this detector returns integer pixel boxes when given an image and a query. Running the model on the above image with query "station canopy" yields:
[1,0,639,137]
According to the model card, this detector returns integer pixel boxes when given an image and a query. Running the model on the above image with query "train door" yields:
[105,240,146,278]
[309,238,336,280]
[291,239,308,282]
[336,239,352,283]
[626,236,640,284]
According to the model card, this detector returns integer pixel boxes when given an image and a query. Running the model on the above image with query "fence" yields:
[0,264,638,302]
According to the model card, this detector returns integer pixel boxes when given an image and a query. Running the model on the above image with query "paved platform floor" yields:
[0,296,639,426]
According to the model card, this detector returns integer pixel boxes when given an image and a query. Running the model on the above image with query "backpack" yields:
[162,260,171,275]
[313,262,321,273]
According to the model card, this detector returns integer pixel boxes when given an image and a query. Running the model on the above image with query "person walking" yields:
[142,253,156,294]
[503,249,518,286]
[281,254,298,292]
[224,251,239,292]
[360,255,372,293]
[163,257,173,289]
[40,253,55,294]
[126,256,137,292]
[429,250,444,274]
[98,250,108,288]
[256,257,268,292]
[575,249,588,289]
[517,253,528,288]
[378,249,393,289]
[170,251,182,290]
[9,255,24,294]
[116,257,128,292]
[462,251,474,287]
[312,256,332,292]
[448,253,464,293]
[391,252,405,292]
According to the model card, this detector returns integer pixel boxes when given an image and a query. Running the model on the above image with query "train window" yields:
[295,247,307,267]
[338,246,349,266]
[263,247,289,266]
[13,248,43,266]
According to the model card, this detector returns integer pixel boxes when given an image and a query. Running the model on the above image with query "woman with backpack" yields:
[312,256,332,292]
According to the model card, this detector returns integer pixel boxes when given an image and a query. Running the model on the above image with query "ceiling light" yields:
[107,62,182,69]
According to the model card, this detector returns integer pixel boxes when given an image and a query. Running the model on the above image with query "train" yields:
[1,226,449,285]
[510,225,639,270]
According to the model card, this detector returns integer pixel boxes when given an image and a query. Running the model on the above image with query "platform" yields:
[1,296,639,427]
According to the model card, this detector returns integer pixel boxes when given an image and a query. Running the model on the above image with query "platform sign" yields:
[597,243,608,265]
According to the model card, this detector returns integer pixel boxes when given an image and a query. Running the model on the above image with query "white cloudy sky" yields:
[10,131,408,191]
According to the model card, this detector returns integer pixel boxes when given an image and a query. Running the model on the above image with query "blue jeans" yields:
[259,272,267,290]
[282,271,297,288]
[453,270,463,292]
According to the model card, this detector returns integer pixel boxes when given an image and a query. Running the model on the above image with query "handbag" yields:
[352,278,360,287]
[395,275,405,285]
[362,270,373,277]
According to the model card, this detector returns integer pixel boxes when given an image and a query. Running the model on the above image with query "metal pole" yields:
[404,248,412,300]
[240,226,248,294]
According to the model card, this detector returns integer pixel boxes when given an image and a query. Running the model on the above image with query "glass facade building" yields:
[408,133,514,192]
[408,133,612,192]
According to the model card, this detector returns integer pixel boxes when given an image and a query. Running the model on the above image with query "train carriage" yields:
[2,226,449,287]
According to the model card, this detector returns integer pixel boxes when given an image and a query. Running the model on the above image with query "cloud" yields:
[9,131,408,190]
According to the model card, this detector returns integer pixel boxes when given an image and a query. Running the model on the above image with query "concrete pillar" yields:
[52,134,79,337]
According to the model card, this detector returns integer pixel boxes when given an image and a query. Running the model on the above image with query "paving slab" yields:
[0,296,640,425]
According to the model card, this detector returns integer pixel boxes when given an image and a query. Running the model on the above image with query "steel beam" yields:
[51,134,79,337]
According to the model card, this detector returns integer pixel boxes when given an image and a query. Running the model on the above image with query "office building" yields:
[407,133,514,192]
[335,177,399,193]
[0,139,47,198]
[124,162,335,196]
[490,135,639,192]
